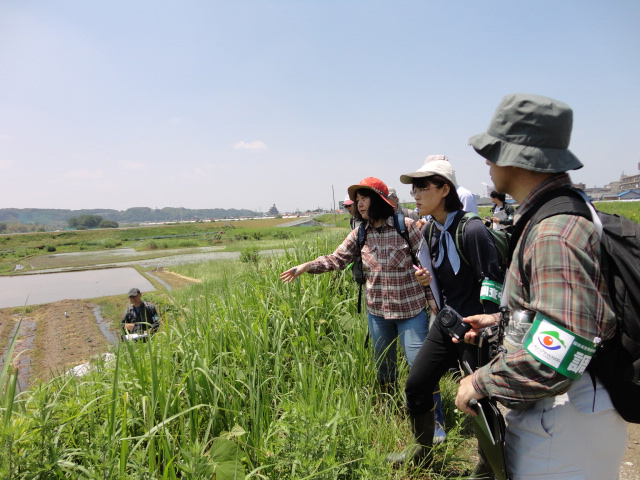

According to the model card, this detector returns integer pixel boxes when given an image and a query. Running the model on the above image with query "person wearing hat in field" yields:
[455,93,626,479]
[342,194,361,230]
[280,178,445,420]
[122,287,160,335]
[388,187,420,221]
[387,159,504,472]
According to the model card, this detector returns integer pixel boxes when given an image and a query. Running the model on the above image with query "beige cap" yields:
[399,159,457,186]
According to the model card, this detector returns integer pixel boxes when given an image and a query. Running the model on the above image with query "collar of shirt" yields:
[362,216,395,233]
[513,173,572,224]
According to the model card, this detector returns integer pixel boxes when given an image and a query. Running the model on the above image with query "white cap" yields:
[399,159,457,186]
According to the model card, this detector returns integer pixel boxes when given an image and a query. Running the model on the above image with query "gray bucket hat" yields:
[468,93,583,173]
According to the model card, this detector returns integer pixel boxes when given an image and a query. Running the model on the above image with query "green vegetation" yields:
[0,233,474,479]
[0,207,263,230]
[594,201,640,223]
[68,214,114,229]
[0,218,330,275]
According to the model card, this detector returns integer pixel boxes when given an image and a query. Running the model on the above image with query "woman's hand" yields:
[451,313,500,344]
[280,263,310,283]
[414,267,432,286]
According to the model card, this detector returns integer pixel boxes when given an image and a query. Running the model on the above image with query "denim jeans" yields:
[367,309,429,384]
[368,309,447,431]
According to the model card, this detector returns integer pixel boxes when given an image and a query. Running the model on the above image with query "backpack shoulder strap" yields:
[455,211,482,267]
[357,222,367,251]
[393,212,420,266]
[514,187,592,295]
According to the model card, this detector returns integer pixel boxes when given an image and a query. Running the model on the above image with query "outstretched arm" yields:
[280,262,311,283]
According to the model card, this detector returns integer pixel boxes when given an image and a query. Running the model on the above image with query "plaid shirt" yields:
[307,216,432,319]
[473,174,615,403]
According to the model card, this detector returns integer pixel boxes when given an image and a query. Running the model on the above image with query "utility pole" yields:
[332,185,337,226]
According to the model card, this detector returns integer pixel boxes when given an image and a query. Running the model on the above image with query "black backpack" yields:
[511,187,640,423]
[353,212,420,313]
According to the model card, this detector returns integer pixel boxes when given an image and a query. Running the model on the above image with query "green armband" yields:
[480,278,503,304]
[523,314,601,380]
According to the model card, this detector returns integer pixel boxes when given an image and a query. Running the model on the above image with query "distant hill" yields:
[0,207,261,228]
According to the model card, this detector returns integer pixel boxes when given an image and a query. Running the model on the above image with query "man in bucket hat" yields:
[455,94,627,479]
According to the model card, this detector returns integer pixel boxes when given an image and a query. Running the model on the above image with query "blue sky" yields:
[1,1,639,213]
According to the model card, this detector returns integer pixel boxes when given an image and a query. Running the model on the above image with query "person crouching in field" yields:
[122,287,160,336]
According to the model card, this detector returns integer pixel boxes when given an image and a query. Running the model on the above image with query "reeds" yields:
[0,232,472,479]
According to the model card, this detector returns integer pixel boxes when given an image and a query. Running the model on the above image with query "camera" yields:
[437,305,471,341]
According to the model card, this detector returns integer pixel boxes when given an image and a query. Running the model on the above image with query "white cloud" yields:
[0,159,12,170]
[50,168,104,183]
[233,140,268,151]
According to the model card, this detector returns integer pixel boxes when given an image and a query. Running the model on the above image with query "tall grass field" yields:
[0,232,472,479]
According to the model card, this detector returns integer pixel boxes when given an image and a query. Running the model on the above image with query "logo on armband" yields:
[523,314,600,380]
[480,279,503,305]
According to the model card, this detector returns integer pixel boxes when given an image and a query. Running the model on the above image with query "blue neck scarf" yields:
[433,211,461,275]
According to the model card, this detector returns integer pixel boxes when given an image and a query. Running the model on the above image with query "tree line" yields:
[67,215,118,229]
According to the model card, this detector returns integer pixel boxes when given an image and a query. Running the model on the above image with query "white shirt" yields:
[456,185,478,213]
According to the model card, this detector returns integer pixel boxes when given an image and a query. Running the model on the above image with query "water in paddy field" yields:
[0,268,155,308]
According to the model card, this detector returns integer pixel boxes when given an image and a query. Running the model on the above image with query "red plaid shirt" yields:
[307,216,431,319]
[473,174,615,403]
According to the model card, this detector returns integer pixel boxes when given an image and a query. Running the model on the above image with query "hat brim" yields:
[347,184,395,207]
[399,172,438,184]
[469,132,583,173]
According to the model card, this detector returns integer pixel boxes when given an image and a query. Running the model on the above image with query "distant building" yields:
[267,204,279,216]
[619,173,640,191]
[580,167,640,200]
[603,189,640,201]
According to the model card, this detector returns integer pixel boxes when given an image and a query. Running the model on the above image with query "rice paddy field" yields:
[0,231,475,479]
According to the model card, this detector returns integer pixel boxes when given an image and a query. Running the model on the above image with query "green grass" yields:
[0,220,341,275]
[594,201,640,222]
[0,231,474,479]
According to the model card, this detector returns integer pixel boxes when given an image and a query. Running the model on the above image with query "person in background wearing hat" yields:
[456,93,626,479]
[280,177,444,429]
[387,160,503,472]
[342,194,361,230]
[122,288,160,335]
[388,187,420,221]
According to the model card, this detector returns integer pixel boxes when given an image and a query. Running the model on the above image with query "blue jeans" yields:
[367,309,429,384]
[368,309,446,433]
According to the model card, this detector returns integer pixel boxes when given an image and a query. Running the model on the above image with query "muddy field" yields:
[0,268,197,387]
[0,267,638,478]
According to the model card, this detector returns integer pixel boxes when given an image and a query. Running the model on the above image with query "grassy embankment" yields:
[0,230,474,479]
[1,204,637,478]
[0,217,339,275]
